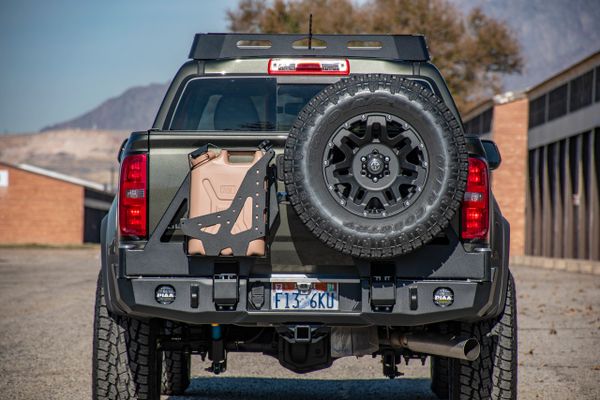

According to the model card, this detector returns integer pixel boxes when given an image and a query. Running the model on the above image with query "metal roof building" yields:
[463,51,600,263]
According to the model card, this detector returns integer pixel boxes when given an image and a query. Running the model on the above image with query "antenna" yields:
[308,14,313,50]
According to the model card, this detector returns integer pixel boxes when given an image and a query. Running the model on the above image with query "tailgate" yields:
[147,130,353,268]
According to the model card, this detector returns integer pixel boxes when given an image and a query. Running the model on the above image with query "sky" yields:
[0,0,239,133]
[1,1,598,133]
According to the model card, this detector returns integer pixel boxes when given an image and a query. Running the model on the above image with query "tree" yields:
[227,0,523,111]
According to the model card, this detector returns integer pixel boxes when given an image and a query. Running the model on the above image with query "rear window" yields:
[169,78,327,131]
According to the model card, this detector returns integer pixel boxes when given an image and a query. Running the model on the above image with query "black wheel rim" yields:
[322,113,429,219]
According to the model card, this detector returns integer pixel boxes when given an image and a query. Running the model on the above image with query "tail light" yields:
[461,157,489,240]
[119,154,147,238]
[268,58,349,75]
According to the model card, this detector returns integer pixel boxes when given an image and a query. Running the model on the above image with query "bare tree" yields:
[227,0,523,111]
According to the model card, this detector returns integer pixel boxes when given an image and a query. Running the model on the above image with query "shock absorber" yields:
[209,323,226,374]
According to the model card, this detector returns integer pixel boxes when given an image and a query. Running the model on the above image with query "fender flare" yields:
[483,202,511,319]
[100,204,127,316]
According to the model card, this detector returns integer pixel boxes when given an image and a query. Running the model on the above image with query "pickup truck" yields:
[93,33,516,400]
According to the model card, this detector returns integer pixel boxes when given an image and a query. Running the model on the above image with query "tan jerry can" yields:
[188,150,266,256]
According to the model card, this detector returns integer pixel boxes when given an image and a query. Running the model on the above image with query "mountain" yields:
[452,0,600,92]
[42,83,168,132]
[0,130,129,190]
[41,1,599,132]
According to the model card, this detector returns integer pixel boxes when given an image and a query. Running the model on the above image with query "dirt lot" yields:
[0,248,598,399]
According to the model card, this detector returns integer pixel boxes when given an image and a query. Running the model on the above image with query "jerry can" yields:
[187,149,266,256]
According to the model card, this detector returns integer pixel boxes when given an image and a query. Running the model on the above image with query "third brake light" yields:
[268,58,350,75]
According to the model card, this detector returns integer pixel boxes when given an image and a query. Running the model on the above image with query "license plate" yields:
[271,282,339,310]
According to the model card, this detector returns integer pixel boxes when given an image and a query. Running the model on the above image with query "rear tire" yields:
[431,356,450,399]
[92,272,161,400]
[449,272,518,400]
[161,321,191,395]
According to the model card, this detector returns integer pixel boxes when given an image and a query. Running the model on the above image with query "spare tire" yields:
[283,74,467,259]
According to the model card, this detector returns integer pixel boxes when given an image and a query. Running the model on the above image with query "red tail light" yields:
[119,154,147,238]
[461,157,489,240]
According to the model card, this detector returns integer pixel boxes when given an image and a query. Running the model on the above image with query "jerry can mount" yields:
[180,142,278,257]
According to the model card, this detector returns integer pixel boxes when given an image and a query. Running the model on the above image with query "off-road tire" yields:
[449,272,517,399]
[431,356,450,399]
[284,74,467,259]
[92,272,161,400]
[161,322,191,395]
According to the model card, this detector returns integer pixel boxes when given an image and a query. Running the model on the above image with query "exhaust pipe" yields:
[389,332,480,361]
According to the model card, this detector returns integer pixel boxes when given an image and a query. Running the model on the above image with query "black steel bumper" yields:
[110,275,496,326]
[103,249,503,327]
[101,207,508,327]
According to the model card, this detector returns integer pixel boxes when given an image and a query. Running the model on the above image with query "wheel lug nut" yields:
[373,177,378,183]
[361,156,366,162]
[384,156,390,162]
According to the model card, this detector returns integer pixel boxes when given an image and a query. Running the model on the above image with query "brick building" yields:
[0,162,113,245]
[463,51,600,262]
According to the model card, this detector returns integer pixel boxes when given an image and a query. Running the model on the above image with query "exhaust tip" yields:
[463,338,480,361]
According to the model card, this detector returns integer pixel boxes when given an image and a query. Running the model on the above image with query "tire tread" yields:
[92,272,160,400]
[449,272,518,400]
[284,74,468,258]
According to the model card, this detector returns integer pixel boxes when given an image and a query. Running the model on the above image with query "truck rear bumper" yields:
[102,212,507,326]
[109,271,498,327]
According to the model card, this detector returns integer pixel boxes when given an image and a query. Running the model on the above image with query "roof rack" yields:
[189,33,430,62]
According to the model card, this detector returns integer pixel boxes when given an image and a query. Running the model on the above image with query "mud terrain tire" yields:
[92,272,161,400]
[284,74,467,258]
[449,272,518,399]
[431,356,450,399]
[161,322,191,395]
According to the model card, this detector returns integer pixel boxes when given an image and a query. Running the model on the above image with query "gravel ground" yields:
[0,248,598,399]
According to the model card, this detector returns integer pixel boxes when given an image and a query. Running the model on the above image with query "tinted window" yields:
[169,78,326,131]
[569,70,593,112]
[277,84,326,129]
[481,108,493,134]
[464,107,492,135]
[464,115,480,135]
[548,84,568,121]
